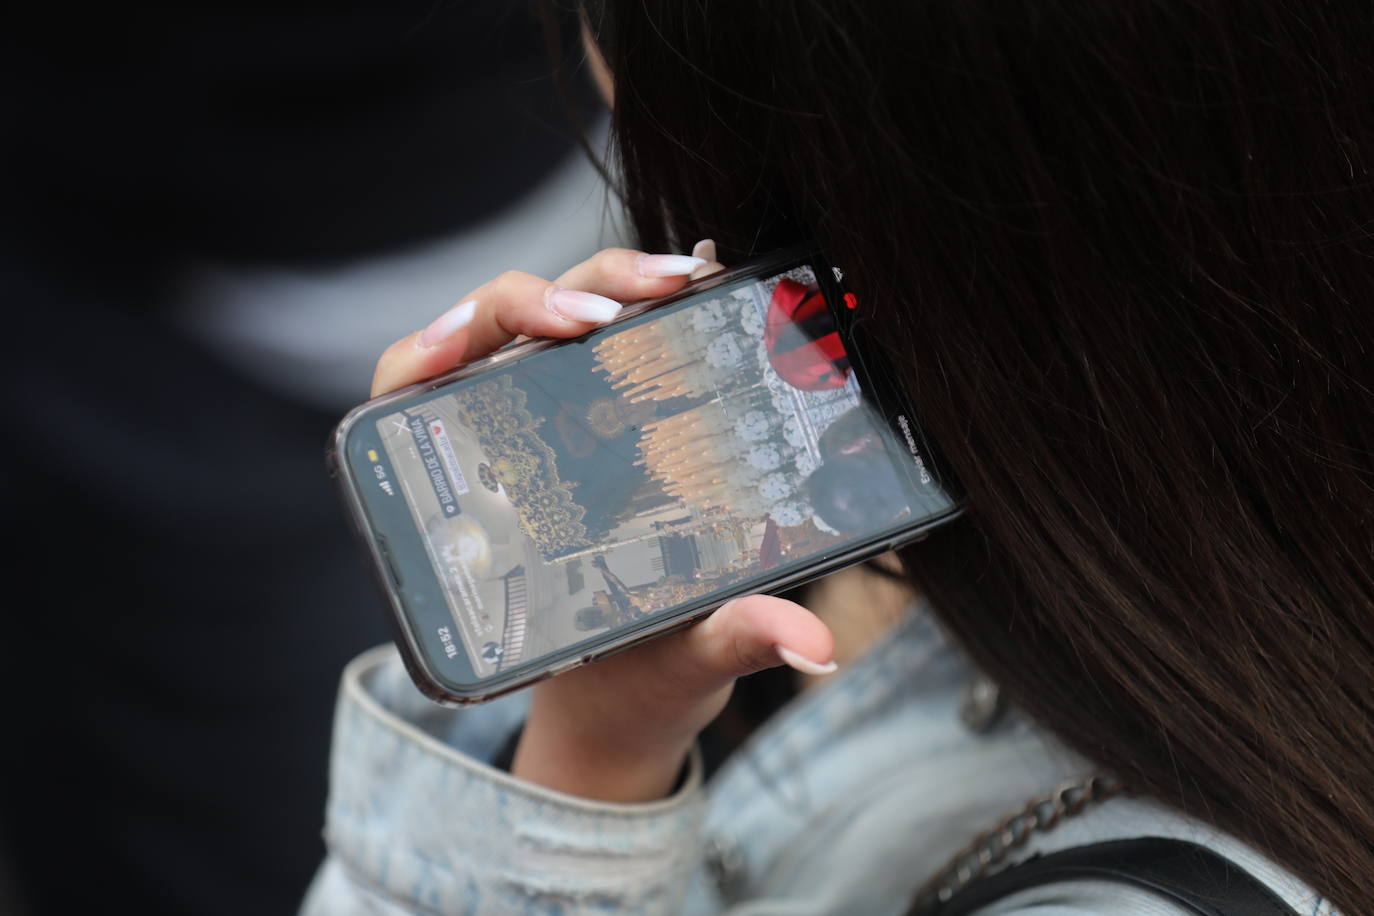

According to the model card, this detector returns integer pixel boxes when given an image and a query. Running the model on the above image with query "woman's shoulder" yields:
[692,609,1333,915]
[691,608,1081,912]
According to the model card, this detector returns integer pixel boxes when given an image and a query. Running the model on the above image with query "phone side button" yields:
[891,532,929,552]
[376,538,404,588]
[585,641,636,665]
[546,657,585,679]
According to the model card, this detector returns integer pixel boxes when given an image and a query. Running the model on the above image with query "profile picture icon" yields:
[804,408,912,534]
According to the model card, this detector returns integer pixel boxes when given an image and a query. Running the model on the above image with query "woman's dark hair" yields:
[578,1,1374,909]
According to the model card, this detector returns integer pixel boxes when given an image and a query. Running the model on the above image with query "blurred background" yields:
[0,4,620,913]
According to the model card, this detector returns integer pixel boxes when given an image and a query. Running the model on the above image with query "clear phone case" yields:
[327,247,963,705]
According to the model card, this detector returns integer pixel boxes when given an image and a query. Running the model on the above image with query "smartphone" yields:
[328,246,964,705]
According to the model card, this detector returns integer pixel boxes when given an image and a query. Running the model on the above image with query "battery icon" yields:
[367,449,379,462]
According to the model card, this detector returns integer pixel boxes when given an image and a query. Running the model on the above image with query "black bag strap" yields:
[922,836,1300,916]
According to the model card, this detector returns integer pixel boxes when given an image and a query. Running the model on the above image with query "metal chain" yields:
[911,774,1126,911]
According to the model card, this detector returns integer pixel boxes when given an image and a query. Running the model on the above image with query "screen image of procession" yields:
[378,267,931,678]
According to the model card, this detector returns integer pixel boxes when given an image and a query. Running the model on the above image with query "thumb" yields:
[657,594,837,694]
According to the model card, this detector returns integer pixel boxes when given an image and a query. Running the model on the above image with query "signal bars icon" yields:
[379,480,395,496]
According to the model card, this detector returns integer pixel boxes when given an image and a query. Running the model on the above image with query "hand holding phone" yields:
[358,246,838,800]
[334,244,963,799]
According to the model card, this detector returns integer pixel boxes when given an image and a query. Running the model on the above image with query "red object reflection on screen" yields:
[764,278,852,390]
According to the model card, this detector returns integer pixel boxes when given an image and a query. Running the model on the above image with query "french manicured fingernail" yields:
[546,287,622,323]
[636,253,707,277]
[691,239,717,262]
[776,645,838,676]
[417,300,477,349]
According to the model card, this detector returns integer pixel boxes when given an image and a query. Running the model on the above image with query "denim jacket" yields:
[301,608,1330,915]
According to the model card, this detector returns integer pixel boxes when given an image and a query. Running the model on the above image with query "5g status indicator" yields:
[368,448,395,495]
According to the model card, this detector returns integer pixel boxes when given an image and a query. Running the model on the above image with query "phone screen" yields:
[366,263,954,682]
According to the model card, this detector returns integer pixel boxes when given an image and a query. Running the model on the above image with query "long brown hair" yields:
[579,0,1374,909]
